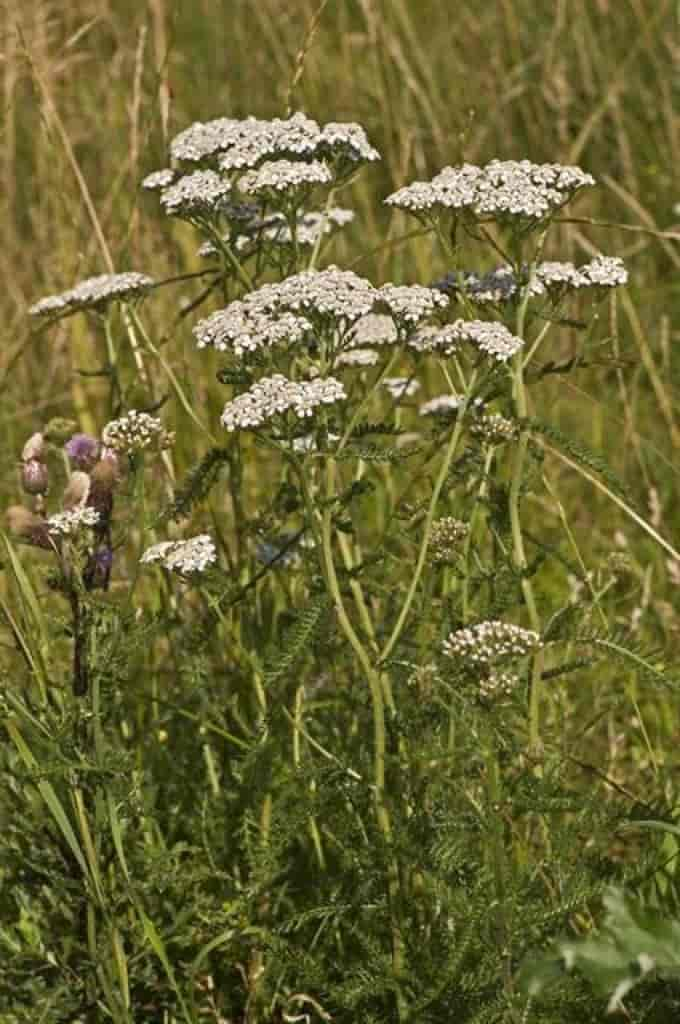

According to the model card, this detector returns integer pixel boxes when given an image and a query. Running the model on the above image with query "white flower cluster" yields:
[141,534,217,574]
[336,347,380,368]
[581,255,628,287]
[347,314,398,347]
[169,112,379,169]
[434,255,627,305]
[193,303,312,355]
[47,506,100,537]
[141,168,176,191]
[478,670,519,701]
[470,412,518,445]
[29,272,155,318]
[382,376,420,399]
[444,319,524,362]
[442,620,541,665]
[102,410,174,454]
[242,267,377,326]
[430,517,469,563]
[409,324,465,356]
[220,374,346,431]
[377,283,449,324]
[239,159,333,197]
[387,159,595,221]
[419,394,465,417]
[159,170,231,218]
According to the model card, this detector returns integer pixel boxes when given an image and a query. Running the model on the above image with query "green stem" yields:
[483,721,514,1003]
[380,373,476,664]
[509,255,545,756]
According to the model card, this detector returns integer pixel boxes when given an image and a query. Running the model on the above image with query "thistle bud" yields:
[21,459,49,496]
[21,432,46,463]
[65,433,101,471]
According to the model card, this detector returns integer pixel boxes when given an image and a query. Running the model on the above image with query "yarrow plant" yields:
[5,107,670,1024]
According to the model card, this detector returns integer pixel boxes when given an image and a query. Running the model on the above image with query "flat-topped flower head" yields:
[171,113,380,174]
[409,324,466,356]
[443,620,541,666]
[582,254,628,288]
[239,159,332,198]
[441,319,524,363]
[47,506,100,537]
[141,168,176,191]
[194,303,313,356]
[29,272,155,318]
[336,347,380,368]
[102,410,174,454]
[159,170,231,218]
[171,116,245,163]
[387,158,595,225]
[244,266,377,327]
[141,534,217,575]
[220,374,346,432]
[217,113,322,171]
[419,394,468,417]
[318,121,380,165]
[383,376,421,399]
[377,283,449,326]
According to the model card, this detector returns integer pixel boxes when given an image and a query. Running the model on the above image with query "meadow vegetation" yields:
[2,2,680,1021]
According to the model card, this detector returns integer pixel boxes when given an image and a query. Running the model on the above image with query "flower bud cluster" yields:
[387,159,595,223]
[478,670,520,701]
[442,620,541,665]
[430,517,469,563]
[29,273,155,318]
[102,410,174,454]
[141,534,217,575]
[470,412,518,445]
[220,374,346,431]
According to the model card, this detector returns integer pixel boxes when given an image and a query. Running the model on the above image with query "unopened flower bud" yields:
[6,505,51,548]
[21,459,49,496]
[62,471,91,510]
[65,433,101,471]
[21,432,46,462]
